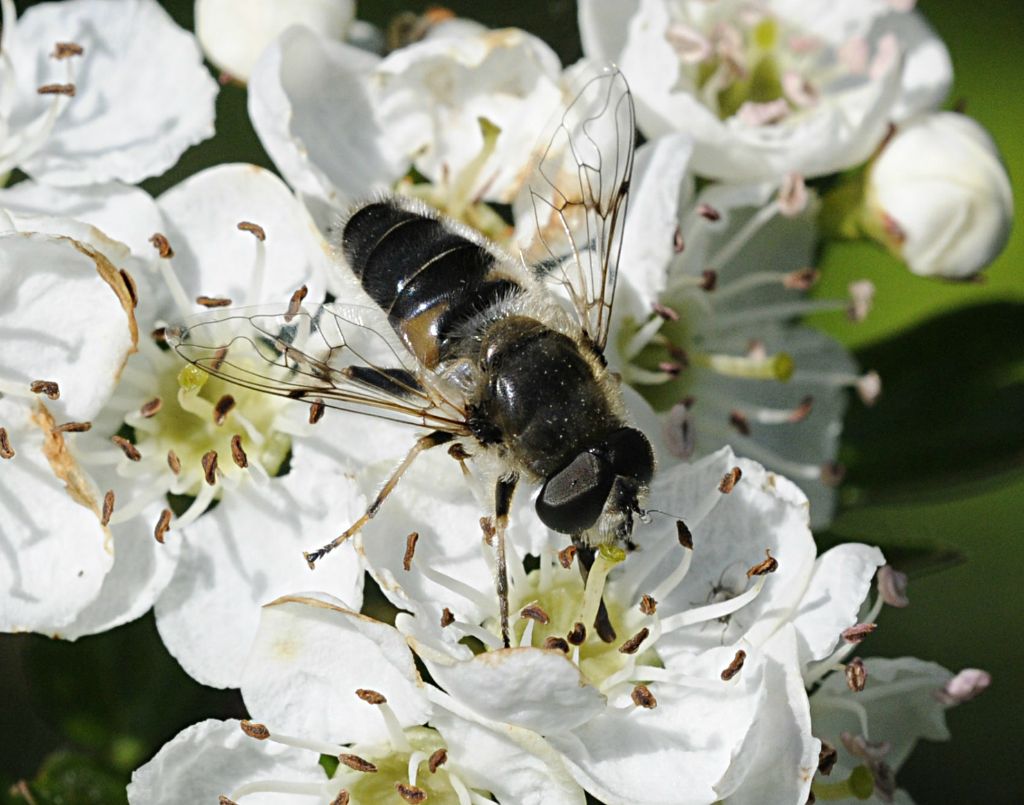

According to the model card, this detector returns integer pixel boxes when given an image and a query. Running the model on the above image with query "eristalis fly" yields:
[167,67,651,647]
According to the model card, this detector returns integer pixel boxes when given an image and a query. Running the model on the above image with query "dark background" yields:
[1,1,1021,802]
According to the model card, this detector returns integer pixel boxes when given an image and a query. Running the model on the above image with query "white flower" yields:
[578,0,952,181]
[0,167,365,687]
[195,0,358,83]
[809,658,989,803]
[0,0,217,185]
[128,594,584,804]
[614,135,877,526]
[354,445,883,804]
[247,22,567,235]
[864,112,1014,279]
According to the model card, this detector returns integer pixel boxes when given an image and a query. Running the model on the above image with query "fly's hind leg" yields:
[493,474,519,649]
[303,430,454,568]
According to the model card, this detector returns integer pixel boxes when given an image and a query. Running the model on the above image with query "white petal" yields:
[16,0,217,185]
[413,643,606,734]
[882,10,953,119]
[431,708,584,805]
[241,595,429,745]
[248,27,403,208]
[790,543,885,666]
[549,646,766,805]
[154,440,365,688]
[196,0,355,83]
[0,231,137,421]
[0,180,164,258]
[0,399,113,633]
[578,0,641,63]
[156,163,335,313]
[127,718,328,804]
[718,626,818,804]
[59,502,182,639]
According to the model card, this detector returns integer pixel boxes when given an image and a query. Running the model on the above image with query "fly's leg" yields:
[303,430,454,568]
[494,474,519,648]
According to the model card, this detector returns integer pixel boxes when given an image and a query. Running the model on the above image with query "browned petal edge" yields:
[29,402,110,549]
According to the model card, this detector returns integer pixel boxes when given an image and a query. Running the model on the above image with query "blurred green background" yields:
[1,1,1021,802]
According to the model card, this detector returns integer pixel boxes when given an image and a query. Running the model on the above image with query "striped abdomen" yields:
[341,200,522,369]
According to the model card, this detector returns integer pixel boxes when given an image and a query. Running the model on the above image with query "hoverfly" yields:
[167,67,649,647]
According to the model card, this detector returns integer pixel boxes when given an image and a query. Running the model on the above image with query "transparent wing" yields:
[516,64,636,354]
[165,303,470,434]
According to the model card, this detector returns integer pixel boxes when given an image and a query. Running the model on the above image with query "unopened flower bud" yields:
[866,112,1013,279]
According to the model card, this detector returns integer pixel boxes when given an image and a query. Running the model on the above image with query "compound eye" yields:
[536,451,614,534]
[602,427,655,485]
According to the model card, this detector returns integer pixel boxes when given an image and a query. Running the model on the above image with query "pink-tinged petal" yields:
[154,441,365,688]
[241,595,429,746]
[127,718,328,804]
[16,0,217,185]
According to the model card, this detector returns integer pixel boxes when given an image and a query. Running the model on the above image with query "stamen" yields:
[396,783,427,803]
[649,542,693,602]
[120,268,139,308]
[418,565,494,613]
[230,434,248,468]
[154,508,172,543]
[338,754,378,774]
[51,41,84,59]
[651,301,679,321]
[557,544,576,569]
[407,751,426,786]
[240,720,271,740]
[196,295,232,308]
[428,748,447,773]
[309,399,325,424]
[697,203,720,221]
[520,603,550,624]
[639,595,657,615]
[619,627,650,655]
[818,741,838,775]
[729,410,750,436]
[111,435,142,461]
[331,792,350,805]
[659,574,769,632]
[52,420,91,433]
[201,450,218,485]
[356,689,410,751]
[101,490,114,526]
[452,620,504,649]
[719,466,742,493]
[720,649,747,681]
[167,449,181,474]
[778,173,808,217]
[877,565,909,608]
[543,636,570,653]
[567,622,587,645]
[631,684,657,709]
[237,221,266,241]
[286,285,308,322]
[403,532,419,571]
[238,222,267,305]
[846,280,875,322]
[149,234,193,319]
[29,380,60,400]
[708,200,779,269]
[694,349,794,382]
[0,427,13,459]
[37,83,75,96]
[934,668,991,706]
[440,607,455,627]
[577,545,625,642]
[139,397,162,418]
[213,394,236,425]
[746,549,778,577]
[846,657,867,692]
[841,623,877,644]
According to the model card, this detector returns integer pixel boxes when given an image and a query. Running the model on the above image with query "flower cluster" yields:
[0,2,1008,804]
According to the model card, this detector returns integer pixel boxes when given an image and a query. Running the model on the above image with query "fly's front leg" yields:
[493,474,519,648]
[303,430,454,568]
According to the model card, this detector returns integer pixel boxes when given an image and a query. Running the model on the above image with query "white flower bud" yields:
[196,0,355,82]
[867,112,1013,279]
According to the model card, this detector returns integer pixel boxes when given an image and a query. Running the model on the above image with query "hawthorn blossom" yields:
[809,660,990,803]
[128,594,584,804]
[605,135,877,526]
[861,112,1014,279]
[0,167,365,688]
[0,0,217,185]
[578,0,952,181]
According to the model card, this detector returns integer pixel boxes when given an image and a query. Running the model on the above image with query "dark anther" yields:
[631,684,657,709]
[676,520,693,549]
[309,399,326,424]
[721,649,747,681]
[219,797,239,805]
[729,410,751,436]
[154,509,172,543]
[567,622,586,645]
[718,466,742,493]
[29,380,60,400]
[746,549,779,578]
[520,603,550,624]
[37,83,75,96]
[149,233,174,258]
[196,296,233,308]
[701,269,718,291]
[338,754,378,773]
[230,435,248,468]
[618,627,650,655]
[101,490,115,527]
[673,226,685,253]
[240,720,270,740]
[440,607,455,627]
[846,657,867,692]
[120,268,139,308]
[140,397,162,418]
[355,689,387,705]
[395,783,427,803]
[202,450,218,486]
[151,327,168,343]
[0,428,13,460]
[842,623,877,644]
[639,594,658,615]
[428,747,447,773]
[167,449,181,474]
[557,544,577,569]
[213,394,236,425]
[111,435,141,461]
[51,42,84,59]
[818,741,837,775]
[543,636,570,653]
[53,420,91,433]
[697,203,721,221]
[790,395,814,422]
[209,345,229,372]
[403,532,419,571]
[285,285,308,322]
[784,267,820,291]
[651,301,679,321]
[330,792,350,805]
[237,221,266,241]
